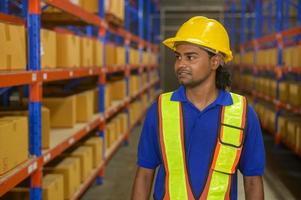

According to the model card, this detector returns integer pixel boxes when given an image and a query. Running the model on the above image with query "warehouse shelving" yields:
[225,0,301,157]
[0,0,160,199]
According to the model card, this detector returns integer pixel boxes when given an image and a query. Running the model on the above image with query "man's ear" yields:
[210,55,220,70]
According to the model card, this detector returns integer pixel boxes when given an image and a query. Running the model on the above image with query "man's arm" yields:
[243,175,264,200]
[132,167,155,200]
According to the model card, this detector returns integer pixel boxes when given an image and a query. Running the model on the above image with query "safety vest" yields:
[158,92,247,200]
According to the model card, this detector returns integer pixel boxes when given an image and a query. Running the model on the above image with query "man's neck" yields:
[185,82,219,111]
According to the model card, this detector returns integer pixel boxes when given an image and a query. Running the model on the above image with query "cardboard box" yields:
[287,120,297,146]
[105,123,117,150]
[76,91,94,122]
[111,80,126,101]
[278,115,287,141]
[116,46,126,65]
[105,43,116,66]
[279,81,289,103]
[119,113,128,134]
[289,82,301,107]
[56,33,80,68]
[0,117,28,175]
[130,75,140,95]
[0,22,26,70]
[112,118,121,138]
[45,157,80,199]
[93,39,103,67]
[43,174,64,200]
[0,107,50,149]
[269,79,277,98]
[293,46,301,67]
[41,29,57,69]
[129,48,139,65]
[43,96,76,128]
[69,146,93,182]
[83,137,103,168]
[106,0,124,21]
[80,37,93,67]
[1,188,29,200]
[81,0,98,13]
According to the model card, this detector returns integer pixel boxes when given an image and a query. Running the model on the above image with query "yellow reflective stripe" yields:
[213,143,239,173]
[221,126,242,146]
[160,92,188,200]
[220,93,244,146]
[208,92,246,198]
[207,171,231,200]
[223,93,244,128]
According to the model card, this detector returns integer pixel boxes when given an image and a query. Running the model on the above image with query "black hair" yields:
[207,51,231,90]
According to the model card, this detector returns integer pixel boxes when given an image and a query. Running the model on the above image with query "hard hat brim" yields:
[162,37,233,63]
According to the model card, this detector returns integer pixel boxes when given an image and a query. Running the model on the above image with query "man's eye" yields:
[175,55,181,60]
[187,56,194,60]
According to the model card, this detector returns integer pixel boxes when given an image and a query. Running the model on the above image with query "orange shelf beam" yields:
[0,159,38,197]
[0,71,39,88]
[0,13,25,25]
[106,66,126,74]
[105,98,130,120]
[242,26,301,48]
[41,67,102,82]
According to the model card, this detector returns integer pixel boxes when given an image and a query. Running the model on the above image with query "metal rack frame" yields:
[224,0,301,157]
[0,0,161,199]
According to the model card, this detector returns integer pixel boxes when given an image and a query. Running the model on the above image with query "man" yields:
[132,16,265,200]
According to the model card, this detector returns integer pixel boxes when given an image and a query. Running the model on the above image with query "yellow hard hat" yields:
[163,16,233,63]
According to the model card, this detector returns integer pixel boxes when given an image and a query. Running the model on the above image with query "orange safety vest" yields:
[158,92,247,200]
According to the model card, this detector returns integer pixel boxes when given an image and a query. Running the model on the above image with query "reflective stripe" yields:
[159,92,247,200]
[206,170,232,200]
[204,93,247,199]
[159,92,192,200]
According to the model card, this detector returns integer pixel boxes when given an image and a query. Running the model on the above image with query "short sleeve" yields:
[238,105,266,176]
[137,102,161,169]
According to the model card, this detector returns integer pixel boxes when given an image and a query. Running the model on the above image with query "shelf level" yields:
[42,114,104,165]
[44,0,105,27]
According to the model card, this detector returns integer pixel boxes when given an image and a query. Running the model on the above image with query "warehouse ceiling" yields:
[160,0,226,91]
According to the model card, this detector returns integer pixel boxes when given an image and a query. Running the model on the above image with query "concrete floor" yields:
[82,126,300,200]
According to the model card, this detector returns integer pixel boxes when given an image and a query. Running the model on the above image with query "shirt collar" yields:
[170,85,233,106]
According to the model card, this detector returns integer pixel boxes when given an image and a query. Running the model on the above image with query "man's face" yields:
[174,43,218,88]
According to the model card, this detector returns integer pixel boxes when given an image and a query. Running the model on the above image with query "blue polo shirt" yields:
[137,86,265,200]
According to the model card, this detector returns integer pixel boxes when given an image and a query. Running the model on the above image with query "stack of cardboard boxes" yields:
[283,45,301,67]
[2,174,64,200]
[278,115,301,153]
[43,89,95,129]
[129,75,141,96]
[105,113,128,151]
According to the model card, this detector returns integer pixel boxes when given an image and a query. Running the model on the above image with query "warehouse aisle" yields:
[82,126,299,200]
[82,126,141,200]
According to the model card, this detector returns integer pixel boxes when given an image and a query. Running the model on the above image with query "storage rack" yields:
[0,0,161,199]
[224,0,301,156]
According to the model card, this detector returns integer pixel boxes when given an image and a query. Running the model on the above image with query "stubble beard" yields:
[178,70,213,89]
